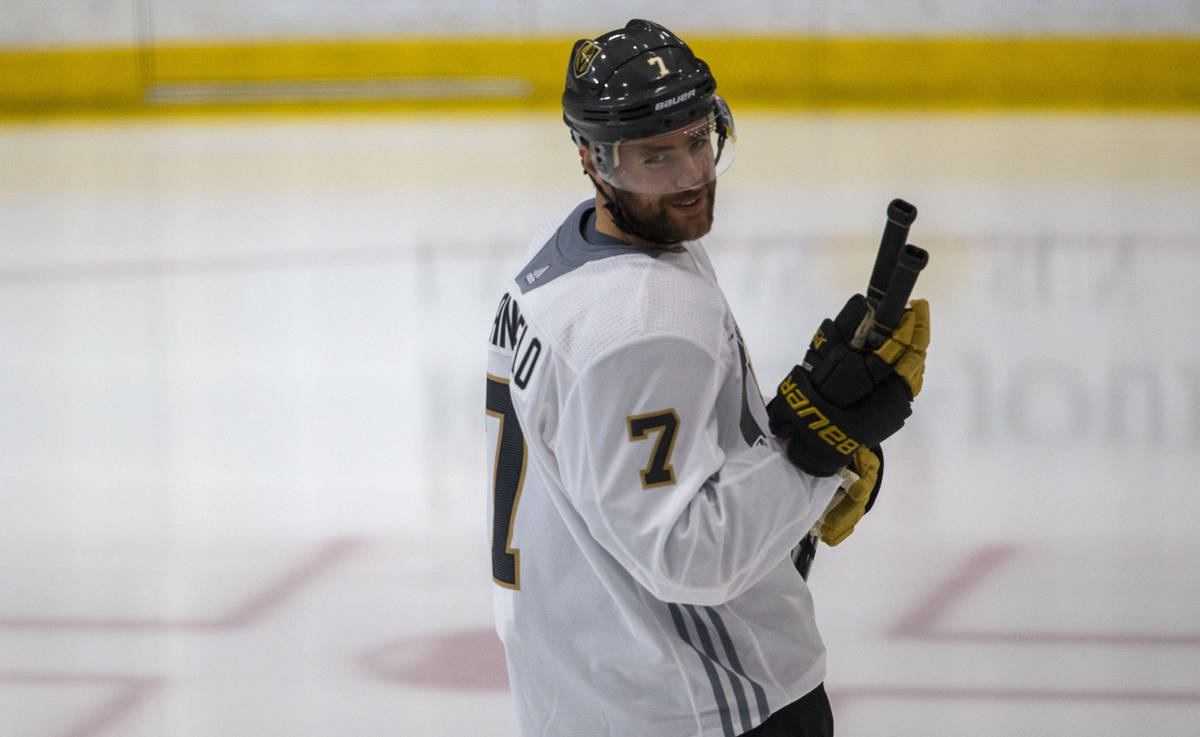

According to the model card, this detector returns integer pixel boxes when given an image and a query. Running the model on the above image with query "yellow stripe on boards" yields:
[0,46,146,112]
[1,35,1197,118]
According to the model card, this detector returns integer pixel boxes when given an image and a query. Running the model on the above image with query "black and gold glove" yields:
[817,445,883,545]
[768,295,929,477]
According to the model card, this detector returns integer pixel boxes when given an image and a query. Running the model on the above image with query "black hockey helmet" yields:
[562,19,736,195]
[564,19,718,143]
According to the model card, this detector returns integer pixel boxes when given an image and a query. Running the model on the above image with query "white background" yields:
[4,0,1200,46]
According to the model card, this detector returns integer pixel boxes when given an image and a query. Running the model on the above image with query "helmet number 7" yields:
[646,55,670,78]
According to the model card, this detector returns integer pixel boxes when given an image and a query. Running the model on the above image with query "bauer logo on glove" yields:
[775,374,859,456]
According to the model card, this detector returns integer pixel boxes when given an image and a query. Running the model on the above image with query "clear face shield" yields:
[590,96,737,196]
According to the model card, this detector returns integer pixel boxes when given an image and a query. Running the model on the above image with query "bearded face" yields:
[607,179,717,246]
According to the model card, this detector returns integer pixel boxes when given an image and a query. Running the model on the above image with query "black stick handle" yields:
[867,199,918,307]
[870,244,929,344]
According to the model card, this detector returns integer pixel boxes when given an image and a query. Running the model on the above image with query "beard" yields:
[609,180,716,246]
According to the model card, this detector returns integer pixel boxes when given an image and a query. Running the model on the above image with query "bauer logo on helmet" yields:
[654,88,696,112]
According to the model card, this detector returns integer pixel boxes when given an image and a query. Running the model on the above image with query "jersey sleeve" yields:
[555,333,841,606]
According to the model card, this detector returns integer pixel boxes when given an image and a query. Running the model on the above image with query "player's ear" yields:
[578,143,598,178]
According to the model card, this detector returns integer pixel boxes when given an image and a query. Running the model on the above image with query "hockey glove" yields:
[767,296,930,476]
[874,298,930,399]
[817,445,883,545]
[806,294,929,406]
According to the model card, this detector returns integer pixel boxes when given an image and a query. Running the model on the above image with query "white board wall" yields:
[6,0,1199,47]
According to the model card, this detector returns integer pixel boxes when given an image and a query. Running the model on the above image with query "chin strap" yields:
[584,170,669,247]
[584,170,636,239]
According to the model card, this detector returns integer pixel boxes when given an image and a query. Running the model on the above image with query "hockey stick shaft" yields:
[867,199,918,307]
[867,244,929,347]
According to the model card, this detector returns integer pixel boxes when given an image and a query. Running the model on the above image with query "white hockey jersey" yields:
[485,200,841,737]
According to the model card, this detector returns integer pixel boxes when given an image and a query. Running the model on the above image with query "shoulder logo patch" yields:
[573,40,602,78]
[524,265,550,285]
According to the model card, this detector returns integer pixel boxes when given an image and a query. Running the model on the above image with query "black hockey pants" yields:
[737,683,833,737]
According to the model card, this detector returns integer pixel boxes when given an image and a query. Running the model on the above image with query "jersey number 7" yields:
[627,409,680,489]
[486,374,525,589]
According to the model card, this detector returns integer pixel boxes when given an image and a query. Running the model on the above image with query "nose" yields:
[672,146,712,190]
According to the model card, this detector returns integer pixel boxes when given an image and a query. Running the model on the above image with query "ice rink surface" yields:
[1,109,1198,736]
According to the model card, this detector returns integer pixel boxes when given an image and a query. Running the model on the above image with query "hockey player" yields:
[485,19,929,737]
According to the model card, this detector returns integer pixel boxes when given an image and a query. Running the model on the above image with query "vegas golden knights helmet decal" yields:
[573,40,602,78]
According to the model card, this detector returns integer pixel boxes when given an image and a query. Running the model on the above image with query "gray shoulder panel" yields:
[515,200,682,294]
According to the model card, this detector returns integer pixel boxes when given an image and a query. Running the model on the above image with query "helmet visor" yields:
[591,96,736,195]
